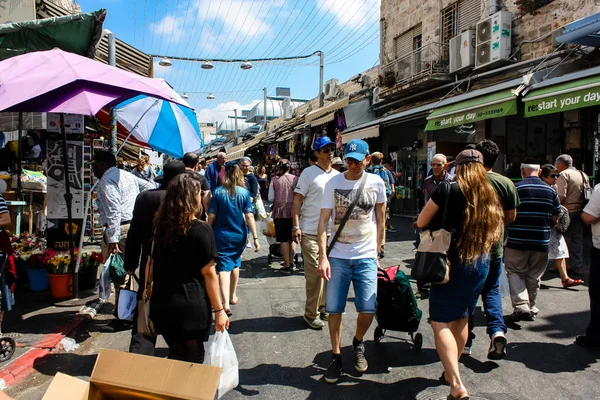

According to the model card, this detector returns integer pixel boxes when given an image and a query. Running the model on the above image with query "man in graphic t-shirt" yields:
[317,139,386,384]
[292,136,339,330]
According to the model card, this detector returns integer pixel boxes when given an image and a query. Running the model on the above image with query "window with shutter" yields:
[458,0,481,32]
[394,23,422,59]
[441,3,458,44]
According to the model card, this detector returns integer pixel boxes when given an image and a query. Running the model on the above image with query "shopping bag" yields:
[262,215,276,237]
[98,256,112,302]
[499,263,510,298]
[109,253,126,286]
[117,278,137,321]
[254,194,267,220]
[204,330,239,399]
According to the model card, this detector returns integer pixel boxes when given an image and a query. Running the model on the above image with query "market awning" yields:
[425,90,517,131]
[310,113,336,127]
[555,12,600,47]
[342,125,379,144]
[523,68,600,117]
[276,131,295,142]
[305,97,349,122]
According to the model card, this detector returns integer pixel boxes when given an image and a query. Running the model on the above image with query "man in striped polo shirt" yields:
[505,158,561,322]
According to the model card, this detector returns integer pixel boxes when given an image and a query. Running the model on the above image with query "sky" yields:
[78,0,380,124]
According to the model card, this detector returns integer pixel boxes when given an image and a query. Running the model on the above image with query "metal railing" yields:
[383,43,450,87]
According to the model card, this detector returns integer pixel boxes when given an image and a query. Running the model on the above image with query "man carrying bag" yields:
[316,139,387,384]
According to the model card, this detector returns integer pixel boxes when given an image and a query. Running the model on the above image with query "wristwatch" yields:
[292,226,300,231]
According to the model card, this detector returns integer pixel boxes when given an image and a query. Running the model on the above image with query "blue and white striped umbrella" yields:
[114,92,203,158]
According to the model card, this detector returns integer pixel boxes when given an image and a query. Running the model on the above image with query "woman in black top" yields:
[417,150,503,400]
[150,172,229,363]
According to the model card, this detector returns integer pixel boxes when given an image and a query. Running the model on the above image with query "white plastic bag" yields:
[204,330,239,399]
[98,255,113,302]
[499,263,510,298]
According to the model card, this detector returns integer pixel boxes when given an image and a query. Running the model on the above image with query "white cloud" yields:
[318,0,380,27]
[150,14,187,45]
[195,100,261,125]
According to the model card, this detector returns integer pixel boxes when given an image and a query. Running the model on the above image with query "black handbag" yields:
[412,182,454,284]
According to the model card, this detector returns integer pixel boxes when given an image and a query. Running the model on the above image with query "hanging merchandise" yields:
[289,136,295,154]
[268,144,276,159]
[335,129,342,149]
[335,110,347,132]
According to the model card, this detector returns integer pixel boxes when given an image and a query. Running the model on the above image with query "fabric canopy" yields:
[425,90,517,131]
[342,125,379,144]
[0,9,106,61]
[305,97,349,122]
[523,73,600,118]
[310,113,336,127]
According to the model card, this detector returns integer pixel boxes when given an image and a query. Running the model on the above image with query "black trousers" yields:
[587,247,600,340]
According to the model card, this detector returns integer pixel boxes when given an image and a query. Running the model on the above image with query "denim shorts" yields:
[325,257,378,314]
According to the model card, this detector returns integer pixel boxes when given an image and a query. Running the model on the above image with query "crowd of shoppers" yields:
[87,134,600,397]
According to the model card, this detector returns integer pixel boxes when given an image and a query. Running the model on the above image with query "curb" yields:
[0,299,104,387]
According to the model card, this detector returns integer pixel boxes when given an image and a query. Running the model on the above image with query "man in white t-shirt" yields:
[292,136,340,330]
[579,184,600,350]
[317,139,386,383]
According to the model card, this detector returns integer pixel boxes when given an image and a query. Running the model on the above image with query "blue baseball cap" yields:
[313,136,334,151]
[344,139,370,161]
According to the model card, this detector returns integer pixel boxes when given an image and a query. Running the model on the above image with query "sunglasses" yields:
[319,147,334,154]
[550,174,560,178]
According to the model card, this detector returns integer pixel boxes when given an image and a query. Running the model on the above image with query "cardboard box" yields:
[43,349,222,400]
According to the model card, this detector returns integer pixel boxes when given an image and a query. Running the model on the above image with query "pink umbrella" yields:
[0,48,186,115]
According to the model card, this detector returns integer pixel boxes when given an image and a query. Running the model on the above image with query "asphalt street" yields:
[5,218,600,400]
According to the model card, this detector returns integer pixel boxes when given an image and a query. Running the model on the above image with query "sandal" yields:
[224,308,232,317]
[230,297,238,305]
[562,278,584,288]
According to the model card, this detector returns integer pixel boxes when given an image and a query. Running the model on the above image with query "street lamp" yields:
[201,61,214,70]
[159,57,172,67]
[240,61,253,70]
[207,93,215,100]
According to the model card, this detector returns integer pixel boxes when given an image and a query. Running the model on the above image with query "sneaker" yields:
[487,332,507,360]
[324,355,342,384]
[319,309,329,322]
[280,266,293,274]
[303,315,325,330]
[575,335,600,350]
[387,226,398,233]
[506,310,531,323]
[353,339,368,373]
[462,346,471,355]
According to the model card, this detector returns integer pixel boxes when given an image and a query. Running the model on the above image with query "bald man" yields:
[205,152,227,194]
[423,154,451,203]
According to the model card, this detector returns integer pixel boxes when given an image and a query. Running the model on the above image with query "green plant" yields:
[515,0,537,16]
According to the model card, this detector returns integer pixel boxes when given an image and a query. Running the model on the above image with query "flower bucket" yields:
[78,265,99,291]
[48,273,73,299]
[25,268,49,292]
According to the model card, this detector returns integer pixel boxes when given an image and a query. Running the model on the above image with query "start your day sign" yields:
[525,85,600,118]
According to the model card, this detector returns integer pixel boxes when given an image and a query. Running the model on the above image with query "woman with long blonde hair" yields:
[150,172,228,363]
[208,161,260,316]
[417,149,503,400]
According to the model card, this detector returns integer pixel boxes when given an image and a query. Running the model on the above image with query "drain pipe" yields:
[489,0,501,15]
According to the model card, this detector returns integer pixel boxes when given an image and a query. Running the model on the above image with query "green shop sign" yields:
[425,91,517,131]
[524,83,600,118]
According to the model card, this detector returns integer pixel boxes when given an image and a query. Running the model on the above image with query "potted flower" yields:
[46,249,77,299]
[12,233,48,291]
[78,251,103,291]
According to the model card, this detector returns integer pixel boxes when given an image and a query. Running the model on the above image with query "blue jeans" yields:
[467,257,507,346]
[325,257,378,314]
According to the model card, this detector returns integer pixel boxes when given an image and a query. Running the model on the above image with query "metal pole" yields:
[234,109,238,139]
[319,51,324,107]
[60,114,78,298]
[17,112,23,200]
[107,31,118,156]
[263,87,268,130]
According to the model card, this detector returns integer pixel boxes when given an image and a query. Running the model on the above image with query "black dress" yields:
[257,174,269,201]
[150,221,218,358]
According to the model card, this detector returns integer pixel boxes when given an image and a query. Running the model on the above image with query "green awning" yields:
[425,90,518,131]
[523,74,600,117]
[0,9,106,61]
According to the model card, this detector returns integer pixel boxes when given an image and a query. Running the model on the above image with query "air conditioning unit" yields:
[475,11,512,69]
[372,87,381,103]
[324,78,339,100]
[449,30,476,74]
[281,96,293,120]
